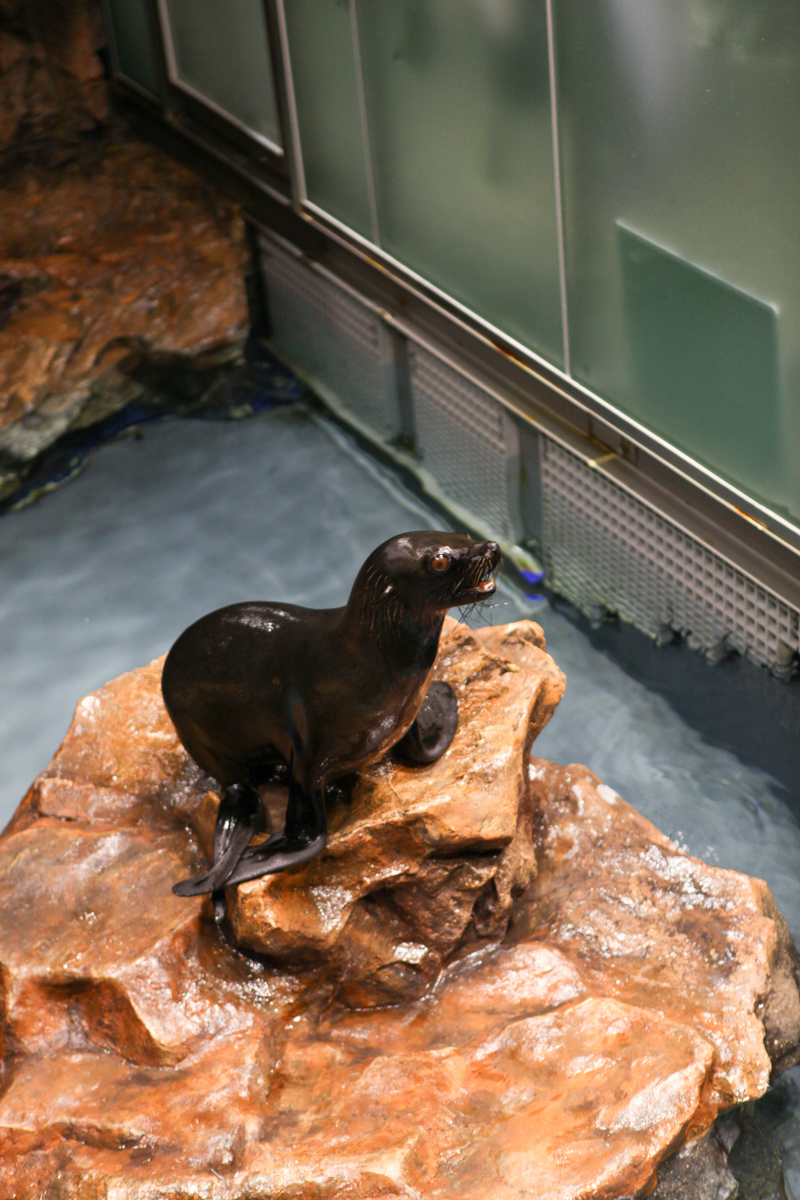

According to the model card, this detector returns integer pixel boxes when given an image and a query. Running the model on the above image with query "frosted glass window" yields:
[160,0,282,150]
[283,0,372,237]
[555,0,800,525]
[356,0,563,365]
[106,0,161,97]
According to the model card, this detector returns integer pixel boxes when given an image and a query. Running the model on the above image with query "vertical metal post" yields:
[143,0,171,101]
[349,0,381,247]
[153,0,177,82]
[545,0,571,377]
[272,0,307,205]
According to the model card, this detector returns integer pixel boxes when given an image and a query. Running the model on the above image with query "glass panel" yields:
[556,0,800,525]
[356,0,563,365]
[106,0,161,96]
[162,0,282,149]
[283,0,372,237]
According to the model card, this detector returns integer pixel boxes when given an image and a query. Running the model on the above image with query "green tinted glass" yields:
[163,0,282,149]
[619,226,779,488]
[107,0,161,96]
[284,0,372,237]
[356,0,563,364]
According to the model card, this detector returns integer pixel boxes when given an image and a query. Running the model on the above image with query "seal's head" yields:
[354,531,501,624]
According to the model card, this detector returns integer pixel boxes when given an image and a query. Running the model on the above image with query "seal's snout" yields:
[456,539,501,602]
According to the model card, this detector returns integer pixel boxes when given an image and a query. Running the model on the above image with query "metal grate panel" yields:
[408,344,521,543]
[257,227,798,673]
[541,438,800,669]
[260,234,401,442]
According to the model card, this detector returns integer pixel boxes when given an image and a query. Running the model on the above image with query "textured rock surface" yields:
[0,138,249,501]
[517,759,800,1133]
[0,0,108,168]
[0,619,798,1199]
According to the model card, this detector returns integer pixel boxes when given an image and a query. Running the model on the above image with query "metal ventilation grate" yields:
[259,234,401,442]
[408,344,521,543]
[257,225,798,673]
[541,438,800,669]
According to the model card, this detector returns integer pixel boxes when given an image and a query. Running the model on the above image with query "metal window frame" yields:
[256,224,800,663]
[292,196,800,558]
[269,0,800,563]
[104,0,800,585]
[152,0,287,170]
[101,0,168,106]
[545,0,570,375]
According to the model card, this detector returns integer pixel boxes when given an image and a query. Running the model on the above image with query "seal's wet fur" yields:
[162,531,500,898]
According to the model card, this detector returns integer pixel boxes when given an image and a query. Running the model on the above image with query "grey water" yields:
[1,401,799,1191]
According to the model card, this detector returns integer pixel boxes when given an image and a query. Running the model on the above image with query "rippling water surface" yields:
[1,402,798,1193]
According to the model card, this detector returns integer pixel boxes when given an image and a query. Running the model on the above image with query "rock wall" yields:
[0,0,109,169]
[0,2,264,510]
[0,136,252,505]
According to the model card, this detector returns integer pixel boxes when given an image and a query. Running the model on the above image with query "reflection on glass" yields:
[284,0,372,237]
[107,0,161,96]
[619,226,779,487]
[555,0,800,522]
[162,0,282,149]
[356,0,563,364]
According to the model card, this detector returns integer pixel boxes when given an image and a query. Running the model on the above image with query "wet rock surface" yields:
[0,619,798,1199]
[517,759,800,1131]
[0,137,255,506]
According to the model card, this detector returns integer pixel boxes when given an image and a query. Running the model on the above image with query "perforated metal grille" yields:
[259,229,798,670]
[260,235,400,442]
[541,438,800,668]
[408,344,520,543]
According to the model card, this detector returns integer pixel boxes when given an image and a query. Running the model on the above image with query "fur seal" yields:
[162,531,500,897]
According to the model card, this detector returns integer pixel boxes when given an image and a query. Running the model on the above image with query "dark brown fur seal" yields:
[162,531,500,897]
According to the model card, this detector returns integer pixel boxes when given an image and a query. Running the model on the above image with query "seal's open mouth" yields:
[455,552,499,603]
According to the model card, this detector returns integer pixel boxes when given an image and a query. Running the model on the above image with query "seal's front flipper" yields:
[394,680,458,766]
[173,783,261,896]
[223,830,327,886]
[224,777,327,886]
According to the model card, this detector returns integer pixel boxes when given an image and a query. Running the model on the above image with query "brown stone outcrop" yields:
[0,137,250,501]
[0,619,797,1199]
[517,759,800,1132]
[0,0,108,169]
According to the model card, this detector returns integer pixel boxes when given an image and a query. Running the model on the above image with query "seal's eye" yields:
[429,553,451,573]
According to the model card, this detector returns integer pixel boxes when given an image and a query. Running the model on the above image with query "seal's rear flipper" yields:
[173,783,261,896]
[393,680,458,766]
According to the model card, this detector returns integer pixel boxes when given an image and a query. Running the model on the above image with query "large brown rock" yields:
[0,0,108,168]
[516,759,800,1132]
[0,619,797,1199]
[0,138,249,500]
